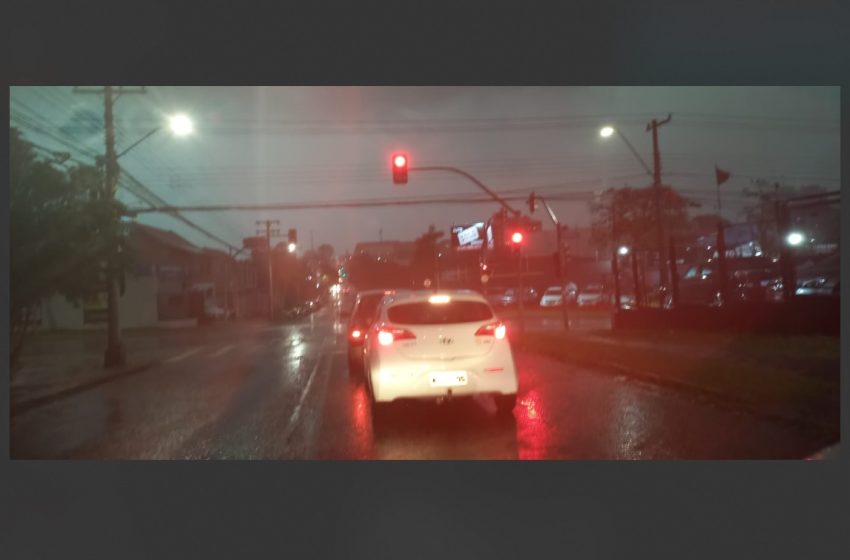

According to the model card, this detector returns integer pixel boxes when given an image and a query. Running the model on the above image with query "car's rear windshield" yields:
[387,301,494,325]
[353,294,383,323]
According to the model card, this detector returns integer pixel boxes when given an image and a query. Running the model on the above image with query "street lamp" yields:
[618,245,630,256]
[115,113,194,160]
[598,125,652,176]
[287,242,297,253]
[786,231,805,246]
[168,113,194,136]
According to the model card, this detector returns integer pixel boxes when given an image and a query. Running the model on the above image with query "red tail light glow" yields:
[377,326,416,346]
[475,322,507,340]
[350,329,362,340]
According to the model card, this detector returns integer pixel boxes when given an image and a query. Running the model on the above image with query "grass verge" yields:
[521,329,839,431]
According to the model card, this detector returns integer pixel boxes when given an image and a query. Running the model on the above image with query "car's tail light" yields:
[377,326,416,346]
[350,328,362,340]
[475,321,507,340]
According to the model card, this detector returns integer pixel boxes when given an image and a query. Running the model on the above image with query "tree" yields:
[591,185,696,252]
[10,127,129,369]
[410,225,445,286]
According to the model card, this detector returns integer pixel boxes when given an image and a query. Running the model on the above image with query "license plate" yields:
[429,371,468,387]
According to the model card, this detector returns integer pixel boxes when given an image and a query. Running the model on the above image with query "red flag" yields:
[715,166,731,186]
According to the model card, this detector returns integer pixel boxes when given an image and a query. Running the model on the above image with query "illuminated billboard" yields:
[450,222,486,250]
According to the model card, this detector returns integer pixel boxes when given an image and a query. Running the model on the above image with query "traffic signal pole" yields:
[409,166,521,217]
[527,193,570,330]
[256,220,281,318]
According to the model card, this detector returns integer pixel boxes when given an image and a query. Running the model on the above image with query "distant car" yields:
[618,293,636,309]
[577,284,606,307]
[675,258,779,306]
[347,290,393,376]
[363,290,518,418]
[203,304,229,320]
[493,287,537,307]
[338,291,357,317]
[795,253,839,297]
[539,284,576,307]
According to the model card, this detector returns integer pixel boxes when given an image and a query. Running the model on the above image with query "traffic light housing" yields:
[391,153,408,185]
[288,228,297,244]
[528,193,537,214]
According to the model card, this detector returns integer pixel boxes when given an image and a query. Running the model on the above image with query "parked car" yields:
[539,283,577,307]
[795,253,839,297]
[203,304,229,321]
[673,258,778,306]
[362,290,518,419]
[487,287,536,307]
[576,284,606,307]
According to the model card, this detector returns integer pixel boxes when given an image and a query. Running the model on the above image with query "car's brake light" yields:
[475,321,507,340]
[377,326,416,346]
[350,329,362,340]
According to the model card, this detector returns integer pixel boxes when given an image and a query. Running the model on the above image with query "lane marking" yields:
[209,344,235,359]
[165,347,202,363]
[280,348,344,444]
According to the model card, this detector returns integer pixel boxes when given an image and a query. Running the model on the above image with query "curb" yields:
[524,346,839,436]
[11,362,158,417]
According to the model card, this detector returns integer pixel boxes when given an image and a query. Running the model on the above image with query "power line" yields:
[11,111,237,250]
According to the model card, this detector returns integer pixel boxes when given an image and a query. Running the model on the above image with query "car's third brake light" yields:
[475,322,507,340]
[377,326,416,346]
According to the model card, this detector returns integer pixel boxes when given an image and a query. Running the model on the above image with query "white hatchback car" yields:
[362,290,518,417]
[539,283,577,307]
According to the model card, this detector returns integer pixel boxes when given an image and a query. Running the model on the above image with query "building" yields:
[39,223,244,330]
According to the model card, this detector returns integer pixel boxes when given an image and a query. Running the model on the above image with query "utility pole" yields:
[256,219,281,318]
[74,86,146,368]
[647,114,672,289]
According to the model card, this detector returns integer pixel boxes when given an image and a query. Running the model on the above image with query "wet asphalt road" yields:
[9,308,832,460]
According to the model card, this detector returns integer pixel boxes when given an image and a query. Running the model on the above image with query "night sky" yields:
[10,86,840,254]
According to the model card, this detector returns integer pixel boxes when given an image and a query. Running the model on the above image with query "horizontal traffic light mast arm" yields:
[409,165,521,216]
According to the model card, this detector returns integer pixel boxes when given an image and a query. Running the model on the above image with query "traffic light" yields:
[391,153,408,185]
[528,192,537,214]
[288,229,297,244]
[510,231,524,245]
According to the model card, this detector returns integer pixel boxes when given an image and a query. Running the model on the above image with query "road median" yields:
[520,329,839,433]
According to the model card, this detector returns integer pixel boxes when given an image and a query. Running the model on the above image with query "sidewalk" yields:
[519,328,840,432]
[10,320,268,414]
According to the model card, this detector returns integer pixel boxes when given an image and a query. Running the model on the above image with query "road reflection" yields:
[367,396,519,459]
[515,388,552,459]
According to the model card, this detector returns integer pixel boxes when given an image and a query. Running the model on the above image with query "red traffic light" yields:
[510,231,524,244]
[391,153,408,185]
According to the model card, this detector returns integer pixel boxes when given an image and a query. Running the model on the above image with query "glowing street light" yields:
[168,113,194,137]
[287,242,297,253]
[599,126,615,138]
[786,231,805,246]
[618,245,630,256]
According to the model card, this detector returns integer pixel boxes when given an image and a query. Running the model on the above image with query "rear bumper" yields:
[369,351,518,403]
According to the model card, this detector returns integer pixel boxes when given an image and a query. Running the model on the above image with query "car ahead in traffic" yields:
[576,284,606,307]
[539,283,577,307]
[347,290,394,375]
[362,290,518,418]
